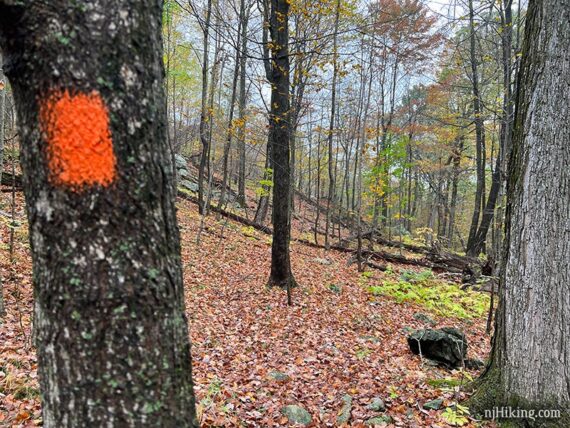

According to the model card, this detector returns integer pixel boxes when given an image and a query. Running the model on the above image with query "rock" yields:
[407,327,467,368]
[314,257,332,265]
[178,168,190,178]
[281,405,312,426]
[180,180,199,192]
[413,312,436,326]
[366,397,386,412]
[423,398,443,410]
[268,371,290,382]
[336,394,352,425]
[175,154,188,170]
[365,415,393,425]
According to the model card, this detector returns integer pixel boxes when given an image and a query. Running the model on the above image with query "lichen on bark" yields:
[0,1,199,426]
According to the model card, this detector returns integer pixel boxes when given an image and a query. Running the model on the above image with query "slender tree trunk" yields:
[356,48,373,270]
[324,0,341,250]
[467,0,514,257]
[237,2,250,207]
[254,141,271,224]
[219,0,245,210]
[0,1,198,426]
[198,0,213,214]
[255,0,273,225]
[466,0,486,254]
[472,2,570,423]
[314,133,322,245]
[447,137,463,246]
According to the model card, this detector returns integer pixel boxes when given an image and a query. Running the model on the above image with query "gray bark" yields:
[0,1,198,426]
[473,0,570,423]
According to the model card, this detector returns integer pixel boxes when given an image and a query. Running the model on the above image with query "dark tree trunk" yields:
[218,0,245,210]
[466,0,486,255]
[236,1,250,208]
[471,1,570,423]
[267,0,296,291]
[0,1,198,426]
[466,0,514,257]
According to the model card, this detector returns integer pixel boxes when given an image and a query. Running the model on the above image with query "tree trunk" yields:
[267,0,296,292]
[254,140,271,225]
[324,0,340,250]
[0,2,198,426]
[466,0,514,257]
[236,2,249,207]
[218,0,245,210]
[472,1,570,423]
[198,0,213,214]
[447,137,463,246]
[466,0,486,255]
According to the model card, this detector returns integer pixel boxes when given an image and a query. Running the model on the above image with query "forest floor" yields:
[0,191,494,427]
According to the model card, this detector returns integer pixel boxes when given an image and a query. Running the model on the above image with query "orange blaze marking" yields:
[40,89,116,188]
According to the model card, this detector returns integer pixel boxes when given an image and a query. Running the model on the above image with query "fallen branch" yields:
[178,190,272,234]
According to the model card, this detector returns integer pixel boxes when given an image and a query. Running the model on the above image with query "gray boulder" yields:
[407,327,467,368]
[175,154,188,170]
[180,180,199,192]
[366,397,386,412]
[178,168,190,178]
[268,371,290,382]
[423,398,444,410]
[336,394,352,425]
[365,415,393,425]
[281,405,312,426]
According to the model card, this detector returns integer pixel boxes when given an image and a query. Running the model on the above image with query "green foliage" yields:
[355,347,372,360]
[255,168,274,197]
[426,377,463,389]
[441,403,470,426]
[328,283,342,294]
[400,269,434,283]
[368,270,489,319]
[240,226,257,238]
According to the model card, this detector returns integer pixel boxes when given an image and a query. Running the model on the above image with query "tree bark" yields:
[472,1,570,423]
[218,0,245,210]
[466,0,487,255]
[198,0,213,214]
[324,0,340,250]
[267,0,296,292]
[0,1,198,426]
[236,1,249,207]
[467,0,514,258]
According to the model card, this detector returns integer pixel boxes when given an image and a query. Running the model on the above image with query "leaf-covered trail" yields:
[1,194,491,427]
[181,199,490,427]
